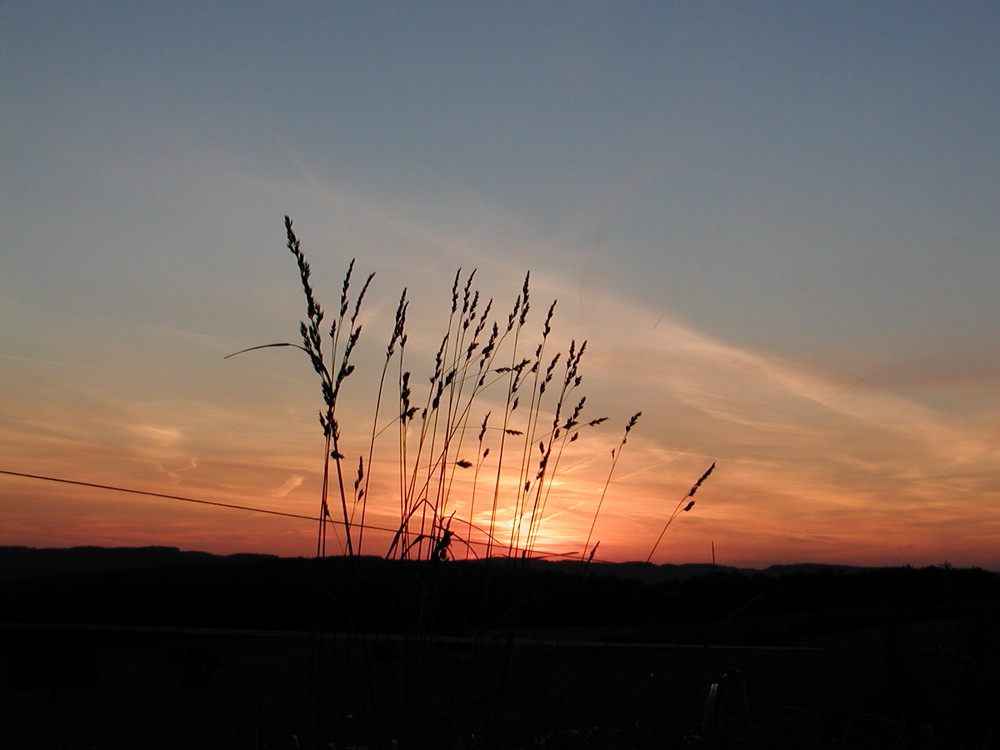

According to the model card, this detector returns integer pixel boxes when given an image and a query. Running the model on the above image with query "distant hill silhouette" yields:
[2,546,997,642]
[536,558,873,584]
[0,545,278,582]
[0,545,871,584]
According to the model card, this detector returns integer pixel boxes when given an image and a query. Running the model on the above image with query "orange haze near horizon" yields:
[3,272,999,570]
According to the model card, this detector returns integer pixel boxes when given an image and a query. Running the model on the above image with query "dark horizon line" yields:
[3,543,996,574]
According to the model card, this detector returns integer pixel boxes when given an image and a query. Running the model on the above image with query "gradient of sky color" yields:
[2,2,999,568]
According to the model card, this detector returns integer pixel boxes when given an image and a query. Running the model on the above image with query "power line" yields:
[1,469,325,523]
[0,469,582,560]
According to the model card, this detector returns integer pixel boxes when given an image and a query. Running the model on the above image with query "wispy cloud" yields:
[146,325,226,350]
[271,474,304,499]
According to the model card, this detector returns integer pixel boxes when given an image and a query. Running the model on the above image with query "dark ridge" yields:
[0,545,278,583]
[2,546,998,640]
[0,546,872,586]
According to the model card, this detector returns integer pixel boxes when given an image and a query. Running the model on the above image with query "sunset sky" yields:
[3,2,999,568]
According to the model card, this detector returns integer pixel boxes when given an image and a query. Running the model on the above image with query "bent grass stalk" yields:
[580,411,642,566]
[225,217,372,557]
[645,461,716,564]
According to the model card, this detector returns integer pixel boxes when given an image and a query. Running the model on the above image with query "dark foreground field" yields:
[2,548,999,749]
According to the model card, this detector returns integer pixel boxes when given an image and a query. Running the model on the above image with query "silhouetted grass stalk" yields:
[646,461,716,563]
[581,412,642,566]
[353,288,408,555]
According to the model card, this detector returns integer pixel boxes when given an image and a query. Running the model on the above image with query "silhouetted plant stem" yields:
[356,288,408,555]
[486,275,528,558]
[581,412,641,569]
[646,461,716,563]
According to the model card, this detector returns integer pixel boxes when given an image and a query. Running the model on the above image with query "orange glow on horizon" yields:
[3,248,999,571]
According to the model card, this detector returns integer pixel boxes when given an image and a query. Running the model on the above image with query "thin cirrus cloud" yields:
[544,293,1000,564]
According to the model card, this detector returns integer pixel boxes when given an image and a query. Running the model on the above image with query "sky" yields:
[2,2,999,568]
